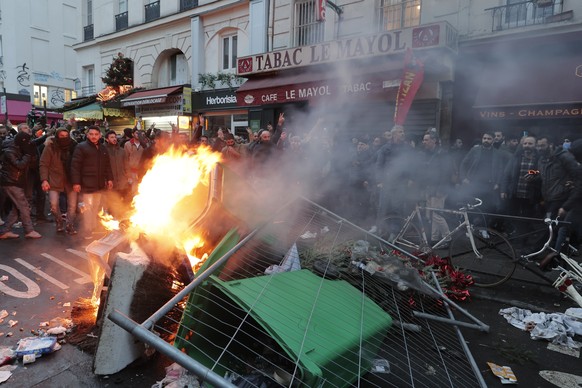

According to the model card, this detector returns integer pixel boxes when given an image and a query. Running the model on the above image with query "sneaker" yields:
[12,222,22,229]
[66,224,78,235]
[0,231,19,239]
[25,231,42,239]
[56,221,65,233]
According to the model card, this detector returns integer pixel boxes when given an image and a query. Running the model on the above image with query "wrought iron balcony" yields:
[180,0,198,12]
[145,1,160,22]
[83,24,94,41]
[115,11,128,32]
[81,85,96,97]
[485,0,567,32]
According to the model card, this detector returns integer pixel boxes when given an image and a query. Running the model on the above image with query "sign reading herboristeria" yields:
[237,23,445,76]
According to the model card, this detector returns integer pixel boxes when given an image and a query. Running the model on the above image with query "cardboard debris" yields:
[487,362,517,384]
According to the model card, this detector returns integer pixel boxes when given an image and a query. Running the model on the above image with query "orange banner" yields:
[394,48,424,126]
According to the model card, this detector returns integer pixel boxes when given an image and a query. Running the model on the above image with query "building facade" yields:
[0,0,79,123]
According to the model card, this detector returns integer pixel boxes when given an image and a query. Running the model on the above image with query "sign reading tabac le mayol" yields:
[237,23,443,76]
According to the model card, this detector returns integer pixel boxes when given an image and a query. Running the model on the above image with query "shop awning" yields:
[474,56,582,108]
[236,69,400,106]
[3,100,32,123]
[120,86,183,107]
[63,102,104,120]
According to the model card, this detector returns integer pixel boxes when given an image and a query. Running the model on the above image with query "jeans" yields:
[81,192,103,235]
[48,190,78,226]
[0,185,35,234]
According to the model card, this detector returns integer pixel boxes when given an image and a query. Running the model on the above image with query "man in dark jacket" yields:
[39,128,78,234]
[500,136,541,218]
[0,125,42,239]
[539,139,582,269]
[70,126,113,239]
[538,144,579,219]
[460,132,505,215]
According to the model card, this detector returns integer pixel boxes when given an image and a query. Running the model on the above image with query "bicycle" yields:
[517,218,582,307]
[381,198,517,287]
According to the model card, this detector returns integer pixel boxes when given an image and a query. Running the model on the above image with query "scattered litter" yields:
[62,302,71,307]
[372,359,390,373]
[39,322,49,327]
[0,347,15,367]
[50,296,55,300]
[424,364,436,375]
[151,362,199,388]
[499,307,582,349]
[46,326,67,336]
[10,312,15,316]
[547,342,580,358]
[320,226,330,234]
[22,354,36,365]
[0,311,7,320]
[86,333,98,338]
[0,276,8,282]
[15,336,58,357]
[299,231,317,239]
[265,243,301,274]
[0,370,12,384]
[487,362,517,384]
[540,370,582,387]
[7,320,17,328]
[5,333,12,337]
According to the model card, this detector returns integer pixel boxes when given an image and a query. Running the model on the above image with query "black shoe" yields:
[66,224,78,235]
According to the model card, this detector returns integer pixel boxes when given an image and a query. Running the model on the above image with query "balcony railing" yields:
[83,24,94,41]
[81,85,96,97]
[145,1,160,22]
[180,0,198,12]
[485,0,566,32]
[115,11,128,31]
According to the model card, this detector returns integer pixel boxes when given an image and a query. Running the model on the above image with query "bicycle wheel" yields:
[448,227,517,287]
[381,216,423,251]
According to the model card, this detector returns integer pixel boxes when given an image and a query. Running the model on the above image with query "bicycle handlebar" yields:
[460,198,483,211]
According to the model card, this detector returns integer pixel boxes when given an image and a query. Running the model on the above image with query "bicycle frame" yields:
[520,218,582,307]
[396,203,484,259]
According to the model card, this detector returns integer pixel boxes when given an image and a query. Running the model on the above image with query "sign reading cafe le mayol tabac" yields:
[237,24,442,76]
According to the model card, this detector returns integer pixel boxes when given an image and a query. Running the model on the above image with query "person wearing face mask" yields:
[39,128,78,234]
[500,137,542,238]
[0,124,42,239]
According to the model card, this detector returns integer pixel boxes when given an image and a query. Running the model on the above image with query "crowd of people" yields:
[1,116,581,262]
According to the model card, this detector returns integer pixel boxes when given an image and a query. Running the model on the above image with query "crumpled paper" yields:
[499,307,582,349]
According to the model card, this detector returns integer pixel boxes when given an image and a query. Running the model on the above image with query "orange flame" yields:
[99,145,220,270]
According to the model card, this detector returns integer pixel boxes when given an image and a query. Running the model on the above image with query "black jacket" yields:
[0,138,32,188]
[70,140,113,193]
[500,149,540,200]
[538,148,579,203]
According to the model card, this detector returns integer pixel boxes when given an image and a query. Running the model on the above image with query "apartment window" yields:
[222,35,238,71]
[83,66,95,96]
[169,53,188,85]
[119,0,127,13]
[87,0,93,25]
[33,85,48,107]
[294,0,324,46]
[378,0,421,31]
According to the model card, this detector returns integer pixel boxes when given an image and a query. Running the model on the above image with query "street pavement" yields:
[1,220,582,387]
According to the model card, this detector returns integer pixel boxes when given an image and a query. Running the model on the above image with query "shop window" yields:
[33,85,48,107]
[377,0,420,31]
[222,35,238,71]
[294,0,324,47]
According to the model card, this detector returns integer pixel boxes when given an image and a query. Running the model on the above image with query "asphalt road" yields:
[1,220,582,387]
